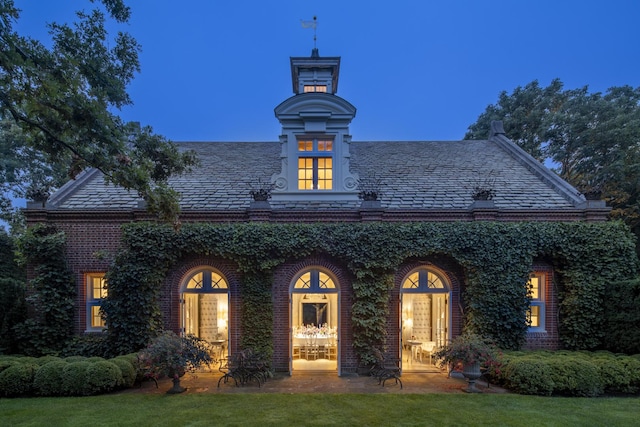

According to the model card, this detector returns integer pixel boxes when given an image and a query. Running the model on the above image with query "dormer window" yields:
[298,138,333,190]
[303,85,327,93]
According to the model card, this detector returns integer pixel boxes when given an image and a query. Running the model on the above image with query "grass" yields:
[1,393,638,426]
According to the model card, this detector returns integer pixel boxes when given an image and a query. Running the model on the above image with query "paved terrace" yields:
[119,371,508,395]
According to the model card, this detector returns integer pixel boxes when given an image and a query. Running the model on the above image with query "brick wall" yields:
[29,211,560,363]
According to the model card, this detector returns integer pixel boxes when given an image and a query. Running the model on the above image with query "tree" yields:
[0,0,197,224]
[465,79,565,161]
[465,80,640,248]
[0,229,26,354]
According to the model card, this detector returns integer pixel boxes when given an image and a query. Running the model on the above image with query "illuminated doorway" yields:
[401,268,450,372]
[290,269,338,373]
[181,268,229,362]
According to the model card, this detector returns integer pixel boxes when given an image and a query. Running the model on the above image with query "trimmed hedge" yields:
[0,363,37,397]
[85,361,122,394]
[496,350,640,397]
[33,360,67,396]
[0,355,139,397]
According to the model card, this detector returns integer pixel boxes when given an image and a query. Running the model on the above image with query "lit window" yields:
[402,270,445,291]
[527,274,545,331]
[86,273,107,331]
[293,270,336,290]
[303,85,327,93]
[297,138,333,190]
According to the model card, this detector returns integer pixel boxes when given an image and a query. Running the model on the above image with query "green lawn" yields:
[1,393,638,426]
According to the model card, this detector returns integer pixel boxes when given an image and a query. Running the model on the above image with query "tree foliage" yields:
[0,0,197,224]
[465,80,640,245]
[0,229,26,353]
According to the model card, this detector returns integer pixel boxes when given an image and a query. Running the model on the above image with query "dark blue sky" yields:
[13,0,640,142]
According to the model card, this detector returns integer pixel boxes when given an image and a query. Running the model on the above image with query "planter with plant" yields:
[138,331,212,394]
[434,332,501,393]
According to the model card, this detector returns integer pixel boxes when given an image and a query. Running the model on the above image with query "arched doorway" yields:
[400,268,450,372]
[290,269,339,373]
[180,267,229,361]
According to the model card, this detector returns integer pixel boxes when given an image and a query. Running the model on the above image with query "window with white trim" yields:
[527,273,545,331]
[297,138,333,190]
[86,273,107,331]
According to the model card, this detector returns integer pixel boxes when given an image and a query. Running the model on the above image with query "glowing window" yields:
[402,270,445,291]
[527,274,545,330]
[294,270,336,291]
[303,85,327,93]
[86,273,107,330]
[186,270,228,291]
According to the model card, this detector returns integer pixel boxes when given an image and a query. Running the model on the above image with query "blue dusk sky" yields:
[11,0,640,142]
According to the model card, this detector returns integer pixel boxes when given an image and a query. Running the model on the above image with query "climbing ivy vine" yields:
[98,221,637,362]
[14,224,75,356]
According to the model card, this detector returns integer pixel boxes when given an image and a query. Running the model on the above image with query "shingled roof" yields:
[45,131,594,216]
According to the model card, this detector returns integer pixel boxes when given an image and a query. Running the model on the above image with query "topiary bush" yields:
[110,357,136,388]
[500,357,555,396]
[84,361,122,394]
[0,358,19,374]
[63,356,87,363]
[0,363,37,397]
[36,355,63,366]
[620,356,640,392]
[33,360,68,396]
[61,361,90,396]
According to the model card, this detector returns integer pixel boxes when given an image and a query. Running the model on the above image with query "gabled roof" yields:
[45,133,591,213]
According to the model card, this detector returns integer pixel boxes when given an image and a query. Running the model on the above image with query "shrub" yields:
[138,331,212,380]
[86,356,106,363]
[61,334,109,358]
[434,332,501,368]
[0,359,18,374]
[36,355,63,366]
[620,356,640,392]
[33,360,68,396]
[63,356,87,363]
[0,363,37,397]
[61,361,90,396]
[603,279,640,354]
[548,357,603,397]
[501,358,554,396]
[110,357,136,388]
[85,361,122,394]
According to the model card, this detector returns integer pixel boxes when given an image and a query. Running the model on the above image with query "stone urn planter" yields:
[433,332,501,394]
[167,375,187,394]
[462,362,482,393]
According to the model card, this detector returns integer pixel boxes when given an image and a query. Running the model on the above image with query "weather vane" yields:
[300,16,318,49]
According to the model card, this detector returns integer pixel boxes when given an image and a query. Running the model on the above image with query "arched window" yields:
[184,270,228,292]
[181,268,229,359]
[293,270,336,291]
[290,268,339,371]
[401,267,450,371]
[402,270,447,292]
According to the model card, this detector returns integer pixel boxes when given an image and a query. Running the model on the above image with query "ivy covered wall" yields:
[98,221,637,362]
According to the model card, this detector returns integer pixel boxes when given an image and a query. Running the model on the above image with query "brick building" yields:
[25,49,610,375]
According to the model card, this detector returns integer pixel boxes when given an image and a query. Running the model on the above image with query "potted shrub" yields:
[249,179,274,202]
[357,176,383,207]
[138,331,212,394]
[434,332,501,393]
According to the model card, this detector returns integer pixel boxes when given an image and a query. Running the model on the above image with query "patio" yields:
[120,371,508,395]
